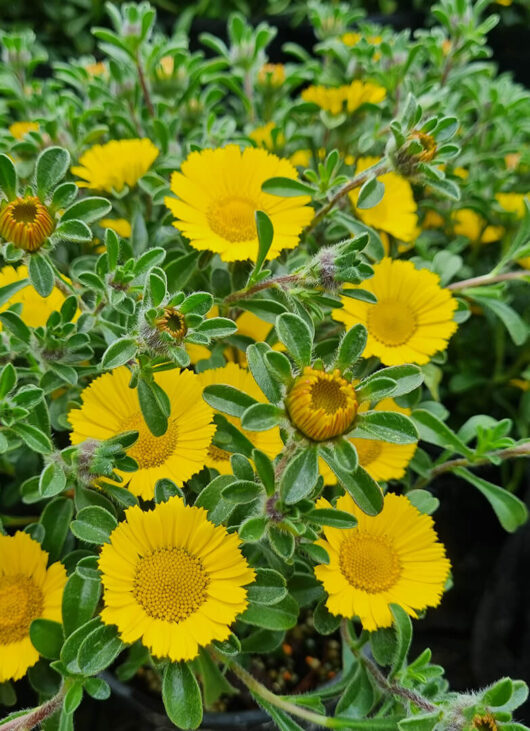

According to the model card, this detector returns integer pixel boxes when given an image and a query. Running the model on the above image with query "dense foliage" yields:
[0,0,529,729]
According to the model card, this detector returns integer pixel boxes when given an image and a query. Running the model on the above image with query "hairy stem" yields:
[341,622,438,714]
[1,686,66,731]
[136,54,154,117]
[305,160,389,234]
[224,274,301,304]
[448,270,529,291]
[414,442,530,490]
[274,440,298,481]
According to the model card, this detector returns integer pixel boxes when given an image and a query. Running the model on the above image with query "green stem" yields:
[305,160,390,235]
[1,685,66,731]
[448,270,529,291]
[224,274,302,305]
[341,622,437,714]
[136,53,154,117]
[413,442,530,490]
[213,652,337,728]
[274,439,298,481]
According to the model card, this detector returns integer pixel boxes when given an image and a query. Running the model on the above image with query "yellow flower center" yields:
[310,378,348,413]
[208,444,231,463]
[286,367,357,442]
[133,547,209,622]
[12,200,38,223]
[155,308,187,340]
[0,196,55,252]
[0,574,43,644]
[367,299,418,346]
[207,197,257,242]
[124,413,179,469]
[353,438,383,467]
[339,531,401,593]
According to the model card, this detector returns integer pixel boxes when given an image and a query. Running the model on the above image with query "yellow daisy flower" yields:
[0,196,55,252]
[0,266,74,329]
[286,367,358,442]
[197,362,284,473]
[248,122,285,151]
[69,367,215,499]
[314,492,450,630]
[71,139,159,193]
[290,150,313,168]
[156,55,174,80]
[452,208,504,244]
[320,397,417,483]
[334,258,458,366]
[85,61,107,77]
[9,121,39,140]
[164,145,313,263]
[496,192,528,217]
[0,532,67,682]
[301,81,386,116]
[100,218,132,238]
[342,32,383,47]
[99,496,255,662]
[349,157,418,242]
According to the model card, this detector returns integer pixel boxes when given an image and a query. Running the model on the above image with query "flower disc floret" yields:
[286,367,358,442]
[0,196,54,252]
[99,496,255,662]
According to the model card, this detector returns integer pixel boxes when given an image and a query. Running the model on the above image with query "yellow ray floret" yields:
[100,218,132,238]
[197,362,284,473]
[0,265,78,329]
[349,157,418,242]
[314,492,450,631]
[9,121,39,140]
[0,532,67,682]
[69,367,215,499]
[164,145,313,263]
[334,258,457,366]
[99,496,255,661]
[72,138,159,193]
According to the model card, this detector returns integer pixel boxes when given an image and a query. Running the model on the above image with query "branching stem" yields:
[341,621,438,714]
[414,442,530,490]
[224,274,301,304]
[305,160,390,234]
[448,270,529,291]
[211,651,338,728]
